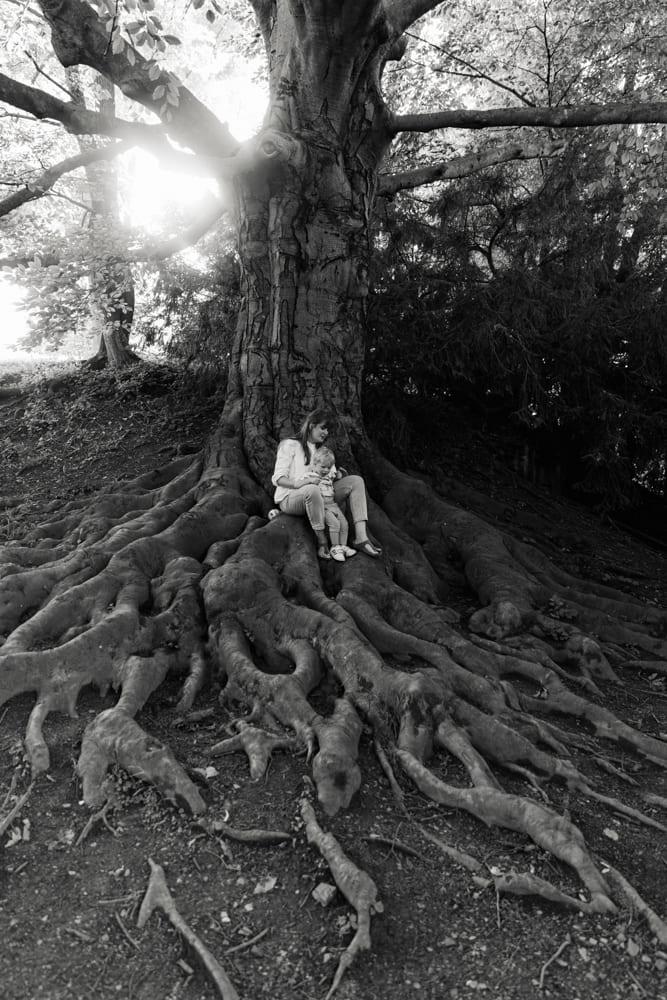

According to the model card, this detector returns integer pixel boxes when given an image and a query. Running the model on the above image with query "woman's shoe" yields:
[352,539,382,558]
[317,546,331,560]
[329,545,346,562]
[341,545,357,558]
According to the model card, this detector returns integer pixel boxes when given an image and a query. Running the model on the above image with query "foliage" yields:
[366,138,667,508]
[2,0,667,484]
[135,230,240,391]
[0,0,262,354]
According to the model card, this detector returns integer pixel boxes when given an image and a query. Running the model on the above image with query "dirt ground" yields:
[0,357,666,1000]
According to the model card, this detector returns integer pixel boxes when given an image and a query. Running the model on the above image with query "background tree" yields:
[1,2,667,992]
[366,137,667,508]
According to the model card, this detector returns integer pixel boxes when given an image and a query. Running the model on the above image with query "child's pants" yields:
[279,475,367,532]
[323,501,348,546]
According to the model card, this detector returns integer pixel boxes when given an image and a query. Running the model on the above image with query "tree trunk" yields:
[222,4,394,478]
[2,6,667,995]
[85,267,138,370]
[67,68,139,370]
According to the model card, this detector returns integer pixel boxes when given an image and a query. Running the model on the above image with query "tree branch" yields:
[127,197,228,262]
[392,101,667,134]
[0,75,257,181]
[379,139,566,195]
[0,71,167,141]
[0,194,228,271]
[385,0,445,34]
[36,0,239,158]
[0,142,132,218]
[402,29,537,108]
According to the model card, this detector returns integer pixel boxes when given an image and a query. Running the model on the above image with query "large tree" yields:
[1,1,667,992]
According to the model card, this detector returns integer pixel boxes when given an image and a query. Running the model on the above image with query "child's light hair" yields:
[312,446,335,467]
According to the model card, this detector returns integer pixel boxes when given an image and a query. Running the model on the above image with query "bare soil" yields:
[0,358,666,1000]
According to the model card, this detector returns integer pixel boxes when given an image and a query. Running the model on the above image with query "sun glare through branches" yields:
[122,72,266,233]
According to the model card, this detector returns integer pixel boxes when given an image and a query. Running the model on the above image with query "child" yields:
[310,447,358,562]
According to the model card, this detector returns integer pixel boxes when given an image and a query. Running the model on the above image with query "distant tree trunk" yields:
[86,265,138,369]
[67,68,139,370]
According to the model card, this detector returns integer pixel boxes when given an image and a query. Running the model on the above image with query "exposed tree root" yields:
[300,795,383,999]
[1,413,666,987]
[395,747,616,913]
[602,862,667,947]
[137,857,239,1000]
[209,719,300,779]
[197,817,292,845]
[415,822,483,873]
[0,780,34,838]
[75,796,119,846]
[539,935,572,990]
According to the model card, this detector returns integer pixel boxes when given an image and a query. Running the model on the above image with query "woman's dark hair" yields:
[296,407,331,464]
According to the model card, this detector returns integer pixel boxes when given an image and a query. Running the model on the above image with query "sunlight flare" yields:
[0,279,28,356]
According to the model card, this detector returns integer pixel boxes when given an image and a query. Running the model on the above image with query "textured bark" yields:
[2,3,667,995]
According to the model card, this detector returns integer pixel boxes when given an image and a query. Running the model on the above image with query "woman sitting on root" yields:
[271,407,382,559]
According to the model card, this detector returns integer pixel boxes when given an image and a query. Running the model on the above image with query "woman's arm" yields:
[272,440,296,487]
[272,440,317,489]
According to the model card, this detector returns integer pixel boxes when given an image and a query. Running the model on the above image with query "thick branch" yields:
[0,71,165,140]
[379,138,566,195]
[0,141,131,217]
[0,192,227,269]
[392,101,667,134]
[127,197,228,262]
[36,0,238,158]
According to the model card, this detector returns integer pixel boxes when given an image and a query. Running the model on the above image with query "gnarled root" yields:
[312,697,363,816]
[137,858,239,1000]
[78,708,206,813]
[602,860,667,945]
[208,719,299,779]
[395,748,616,914]
[1,402,666,995]
[300,796,383,999]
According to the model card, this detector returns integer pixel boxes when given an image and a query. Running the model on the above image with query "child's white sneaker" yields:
[340,545,357,557]
[268,509,281,520]
[330,545,346,562]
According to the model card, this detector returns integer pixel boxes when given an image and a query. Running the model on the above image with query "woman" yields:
[271,408,382,558]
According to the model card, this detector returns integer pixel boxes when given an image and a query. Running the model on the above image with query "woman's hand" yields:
[297,472,320,487]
